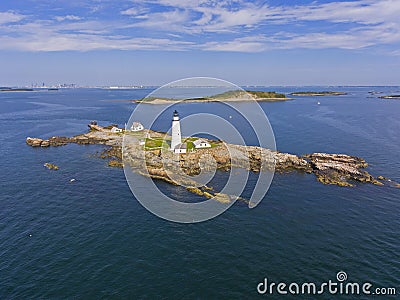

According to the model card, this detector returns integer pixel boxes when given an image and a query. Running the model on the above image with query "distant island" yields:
[379,95,400,99]
[290,91,347,96]
[135,90,291,104]
[0,87,34,92]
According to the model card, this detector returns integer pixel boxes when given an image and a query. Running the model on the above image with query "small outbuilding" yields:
[111,127,123,133]
[174,143,187,154]
[130,122,144,132]
[193,139,211,149]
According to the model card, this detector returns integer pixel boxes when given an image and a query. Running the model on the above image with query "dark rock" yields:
[26,137,44,147]
[108,160,123,168]
[41,140,50,147]
[44,163,59,170]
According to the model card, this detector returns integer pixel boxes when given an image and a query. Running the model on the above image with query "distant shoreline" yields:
[290,91,347,96]
[0,88,34,92]
[379,95,400,99]
[0,88,61,92]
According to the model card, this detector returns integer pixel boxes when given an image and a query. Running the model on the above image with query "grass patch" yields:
[210,142,220,148]
[186,142,195,151]
[144,138,169,149]
[245,90,287,99]
[183,137,198,142]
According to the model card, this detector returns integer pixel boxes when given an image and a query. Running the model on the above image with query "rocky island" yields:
[0,87,34,92]
[379,95,400,99]
[290,91,347,96]
[135,90,291,104]
[26,124,398,203]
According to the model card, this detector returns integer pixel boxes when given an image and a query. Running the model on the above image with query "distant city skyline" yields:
[1,0,400,86]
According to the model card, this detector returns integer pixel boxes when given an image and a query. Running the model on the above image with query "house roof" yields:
[193,139,209,146]
[174,142,187,149]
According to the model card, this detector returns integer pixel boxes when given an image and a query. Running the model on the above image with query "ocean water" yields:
[0,87,399,298]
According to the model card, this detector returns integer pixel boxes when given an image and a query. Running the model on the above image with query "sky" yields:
[0,0,400,86]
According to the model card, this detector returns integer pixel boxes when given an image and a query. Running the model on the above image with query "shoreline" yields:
[290,91,347,96]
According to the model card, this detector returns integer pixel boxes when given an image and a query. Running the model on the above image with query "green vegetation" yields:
[186,142,195,151]
[183,137,199,142]
[246,90,287,99]
[142,135,220,152]
[183,137,221,150]
[144,137,169,150]
[209,142,220,148]
[207,90,245,99]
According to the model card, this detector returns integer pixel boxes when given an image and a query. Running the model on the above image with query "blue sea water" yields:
[0,87,399,298]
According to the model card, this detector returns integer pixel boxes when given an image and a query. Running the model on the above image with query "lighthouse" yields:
[170,110,182,151]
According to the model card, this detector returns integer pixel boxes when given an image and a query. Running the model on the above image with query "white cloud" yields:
[123,1,268,33]
[1,1,400,52]
[0,17,193,51]
[119,0,400,50]
[121,7,148,16]
[199,21,400,52]
[123,9,192,32]
[0,33,193,52]
[0,11,25,25]
[121,0,400,33]
[54,15,82,22]
[287,0,400,25]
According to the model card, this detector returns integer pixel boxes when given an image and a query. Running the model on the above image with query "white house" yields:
[130,122,144,132]
[174,143,187,154]
[110,126,123,133]
[193,139,211,149]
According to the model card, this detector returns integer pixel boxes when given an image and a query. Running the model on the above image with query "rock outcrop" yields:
[27,136,71,147]
[303,153,382,186]
[44,163,59,170]
[379,95,400,99]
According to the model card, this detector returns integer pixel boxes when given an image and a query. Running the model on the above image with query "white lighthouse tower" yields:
[170,110,182,151]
